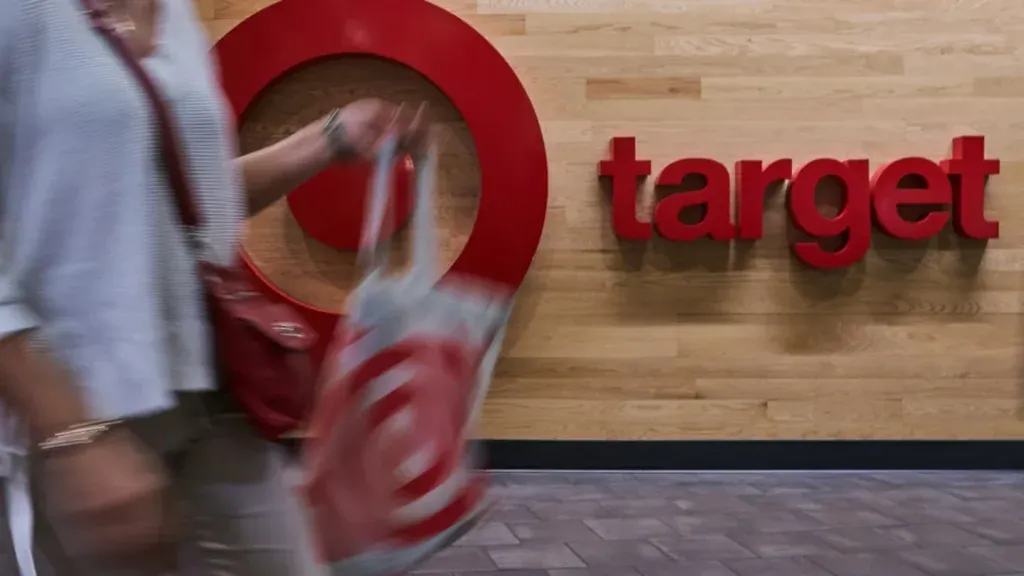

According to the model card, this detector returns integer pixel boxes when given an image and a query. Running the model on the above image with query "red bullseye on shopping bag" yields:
[214,0,549,370]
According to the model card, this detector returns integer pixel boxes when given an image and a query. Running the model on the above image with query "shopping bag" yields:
[300,133,514,576]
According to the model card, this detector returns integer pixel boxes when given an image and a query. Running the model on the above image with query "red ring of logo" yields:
[213,0,548,363]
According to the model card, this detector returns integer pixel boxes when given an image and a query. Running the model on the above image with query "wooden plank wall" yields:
[197,0,1024,441]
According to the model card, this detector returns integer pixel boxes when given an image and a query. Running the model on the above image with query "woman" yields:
[0,0,428,572]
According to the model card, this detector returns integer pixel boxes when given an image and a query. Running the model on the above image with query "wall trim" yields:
[482,440,1024,470]
[283,439,1024,470]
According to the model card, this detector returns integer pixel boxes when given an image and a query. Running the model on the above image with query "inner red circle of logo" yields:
[214,0,549,366]
[288,158,415,251]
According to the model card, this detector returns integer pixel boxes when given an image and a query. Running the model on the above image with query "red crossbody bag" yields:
[81,1,319,439]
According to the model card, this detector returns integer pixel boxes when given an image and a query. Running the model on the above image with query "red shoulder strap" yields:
[80,0,201,229]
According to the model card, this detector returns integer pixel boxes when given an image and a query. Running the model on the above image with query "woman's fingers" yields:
[343,99,432,159]
[405,102,431,151]
[383,101,431,152]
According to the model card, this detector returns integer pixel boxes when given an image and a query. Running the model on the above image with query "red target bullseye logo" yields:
[214,0,549,366]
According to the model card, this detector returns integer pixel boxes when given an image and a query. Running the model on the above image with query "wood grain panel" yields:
[201,0,1024,440]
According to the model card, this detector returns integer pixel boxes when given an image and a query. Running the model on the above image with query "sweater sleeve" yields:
[0,0,41,341]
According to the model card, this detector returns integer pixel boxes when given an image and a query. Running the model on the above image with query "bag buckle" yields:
[271,322,306,338]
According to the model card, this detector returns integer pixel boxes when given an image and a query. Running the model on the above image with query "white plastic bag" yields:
[301,134,514,575]
[1,403,35,576]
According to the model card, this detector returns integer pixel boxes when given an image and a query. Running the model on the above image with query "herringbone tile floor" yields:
[413,472,1024,576]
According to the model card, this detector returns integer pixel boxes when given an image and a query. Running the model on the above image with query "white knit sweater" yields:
[0,0,245,436]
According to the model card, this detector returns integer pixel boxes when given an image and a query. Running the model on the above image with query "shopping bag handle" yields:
[358,132,439,285]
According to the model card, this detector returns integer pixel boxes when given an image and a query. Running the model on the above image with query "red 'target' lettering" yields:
[942,136,1000,239]
[655,157,733,241]
[597,135,999,269]
[598,137,652,240]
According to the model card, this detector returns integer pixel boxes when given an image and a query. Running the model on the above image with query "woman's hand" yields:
[41,428,177,571]
[329,99,431,159]
[237,98,433,215]
[0,332,178,569]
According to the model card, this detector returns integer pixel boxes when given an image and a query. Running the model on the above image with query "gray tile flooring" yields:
[414,471,1024,576]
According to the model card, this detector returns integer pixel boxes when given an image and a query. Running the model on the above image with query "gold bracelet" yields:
[37,419,123,453]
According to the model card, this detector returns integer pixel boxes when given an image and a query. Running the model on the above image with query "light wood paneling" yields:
[199,0,1024,440]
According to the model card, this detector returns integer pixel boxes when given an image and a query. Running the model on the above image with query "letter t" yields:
[599,137,652,240]
[940,135,1000,239]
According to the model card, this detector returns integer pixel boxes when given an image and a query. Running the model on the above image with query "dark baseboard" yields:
[281,439,1024,470]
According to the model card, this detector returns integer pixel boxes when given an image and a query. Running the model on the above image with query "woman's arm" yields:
[236,100,429,216]
[0,333,89,443]
[235,117,333,216]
